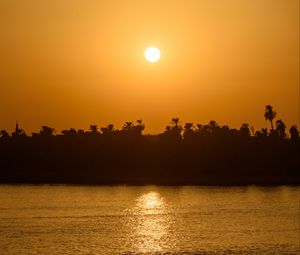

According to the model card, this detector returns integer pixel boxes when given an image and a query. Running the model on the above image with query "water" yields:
[0,185,299,255]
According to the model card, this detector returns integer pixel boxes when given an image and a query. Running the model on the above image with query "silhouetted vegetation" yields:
[0,106,299,185]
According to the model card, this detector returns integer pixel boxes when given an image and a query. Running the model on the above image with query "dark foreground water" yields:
[0,185,299,254]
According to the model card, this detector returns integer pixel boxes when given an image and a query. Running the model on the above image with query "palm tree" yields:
[183,123,194,139]
[170,118,180,127]
[209,120,218,129]
[122,122,134,132]
[264,105,277,131]
[276,120,286,138]
[170,118,182,134]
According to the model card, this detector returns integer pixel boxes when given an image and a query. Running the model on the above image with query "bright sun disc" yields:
[145,47,160,63]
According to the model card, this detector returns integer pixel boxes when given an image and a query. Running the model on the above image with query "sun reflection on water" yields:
[129,191,171,254]
[136,191,164,210]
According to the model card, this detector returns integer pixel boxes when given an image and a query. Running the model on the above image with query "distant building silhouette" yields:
[15,121,19,133]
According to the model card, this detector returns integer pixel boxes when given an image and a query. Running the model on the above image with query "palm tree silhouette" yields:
[209,120,218,129]
[170,118,182,135]
[170,118,180,127]
[183,123,194,139]
[264,105,277,132]
[122,122,134,132]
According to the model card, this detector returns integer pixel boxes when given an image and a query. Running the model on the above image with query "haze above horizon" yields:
[0,0,299,133]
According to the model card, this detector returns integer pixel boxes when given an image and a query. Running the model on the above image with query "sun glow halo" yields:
[144,47,160,63]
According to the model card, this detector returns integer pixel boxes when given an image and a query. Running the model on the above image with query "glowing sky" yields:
[0,0,299,133]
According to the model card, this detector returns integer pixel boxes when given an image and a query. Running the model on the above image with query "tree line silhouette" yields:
[0,105,299,185]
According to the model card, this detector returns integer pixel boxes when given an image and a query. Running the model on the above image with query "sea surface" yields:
[0,185,299,255]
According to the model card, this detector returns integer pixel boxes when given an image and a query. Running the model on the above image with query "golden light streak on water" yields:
[130,191,170,254]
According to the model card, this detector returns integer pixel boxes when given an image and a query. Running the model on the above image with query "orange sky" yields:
[0,0,299,134]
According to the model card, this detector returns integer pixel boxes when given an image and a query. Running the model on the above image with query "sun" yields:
[144,47,160,63]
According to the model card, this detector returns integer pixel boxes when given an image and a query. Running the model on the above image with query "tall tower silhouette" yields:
[15,121,19,134]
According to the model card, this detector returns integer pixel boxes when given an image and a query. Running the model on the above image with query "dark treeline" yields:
[0,105,299,185]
